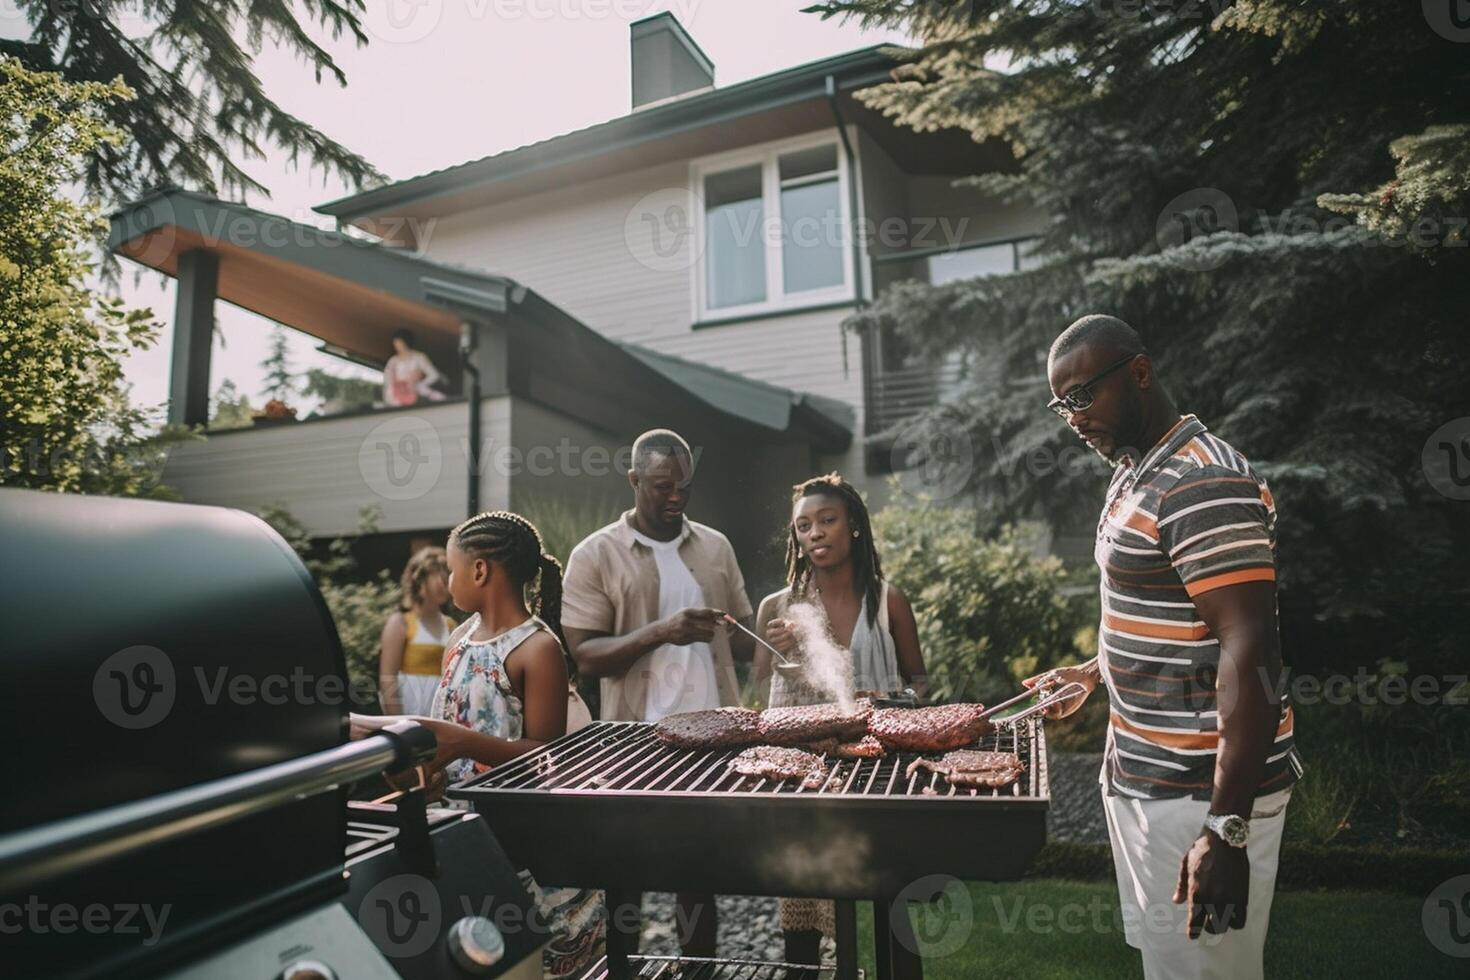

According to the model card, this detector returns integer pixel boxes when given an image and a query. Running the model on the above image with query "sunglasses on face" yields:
[1047,353,1141,419]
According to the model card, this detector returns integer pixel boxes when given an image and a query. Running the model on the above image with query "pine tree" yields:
[211,378,255,429]
[259,326,299,403]
[0,1,383,202]
[806,0,1470,670]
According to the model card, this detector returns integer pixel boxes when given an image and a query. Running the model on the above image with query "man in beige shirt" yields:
[563,427,756,958]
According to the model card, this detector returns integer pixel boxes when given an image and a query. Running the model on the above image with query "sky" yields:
[8,0,910,417]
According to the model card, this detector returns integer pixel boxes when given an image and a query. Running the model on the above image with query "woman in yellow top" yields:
[378,547,457,715]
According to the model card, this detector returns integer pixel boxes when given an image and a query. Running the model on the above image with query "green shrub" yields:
[871,492,1092,703]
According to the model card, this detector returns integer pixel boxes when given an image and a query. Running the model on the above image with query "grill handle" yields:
[0,721,435,894]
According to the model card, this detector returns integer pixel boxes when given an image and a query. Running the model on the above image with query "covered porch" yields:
[108,188,853,569]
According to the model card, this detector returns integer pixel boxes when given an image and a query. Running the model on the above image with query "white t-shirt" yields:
[629,527,721,722]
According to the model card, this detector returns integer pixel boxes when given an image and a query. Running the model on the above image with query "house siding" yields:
[159,399,511,538]
[419,126,1048,498]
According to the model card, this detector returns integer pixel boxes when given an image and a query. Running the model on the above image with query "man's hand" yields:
[1174,831,1249,938]
[660,607,724,646]
[1021,663,1099,720]
[764,617,799,657]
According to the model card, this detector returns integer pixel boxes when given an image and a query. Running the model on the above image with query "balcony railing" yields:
[865,358,969,435]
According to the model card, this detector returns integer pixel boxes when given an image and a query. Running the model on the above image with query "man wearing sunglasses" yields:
[1025,314,1302,980]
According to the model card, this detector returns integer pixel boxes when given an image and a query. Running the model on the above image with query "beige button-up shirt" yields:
[562,510,754,721]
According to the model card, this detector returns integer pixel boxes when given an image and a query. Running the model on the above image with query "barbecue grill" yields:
[579,955,839,978]
[452,715,1052,980]
[0,489,548,979]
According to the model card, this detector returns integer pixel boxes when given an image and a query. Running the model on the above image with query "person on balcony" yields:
[382,328,446,407]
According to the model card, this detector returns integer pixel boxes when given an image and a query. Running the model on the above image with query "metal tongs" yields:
[722,613,798,669]
[982,680,1089,728]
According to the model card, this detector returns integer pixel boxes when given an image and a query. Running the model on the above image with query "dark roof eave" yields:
[315,45,899,222]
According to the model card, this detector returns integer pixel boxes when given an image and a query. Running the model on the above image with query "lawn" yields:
[851,879,1460,979]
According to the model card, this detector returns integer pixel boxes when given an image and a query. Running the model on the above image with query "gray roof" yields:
[620,342,855,445]
[109,187,852,451]
[315,45,899,222]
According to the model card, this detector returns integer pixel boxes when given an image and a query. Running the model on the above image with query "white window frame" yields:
[689,129,859,323]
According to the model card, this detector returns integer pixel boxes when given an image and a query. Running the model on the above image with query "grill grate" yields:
[463,716,1046,801]
[577,954,845,979]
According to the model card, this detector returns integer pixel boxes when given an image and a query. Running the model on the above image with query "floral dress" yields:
[432,615,605,978]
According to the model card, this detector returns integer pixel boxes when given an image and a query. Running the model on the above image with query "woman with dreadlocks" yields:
[754,473,926,966]
[353,510,602,978]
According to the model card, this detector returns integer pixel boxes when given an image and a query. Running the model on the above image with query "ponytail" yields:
[534,552,576,680]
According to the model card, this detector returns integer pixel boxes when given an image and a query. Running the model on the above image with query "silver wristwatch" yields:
[1204,812,1250,848]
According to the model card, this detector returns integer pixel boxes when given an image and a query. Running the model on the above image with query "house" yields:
[110,13,1045,586]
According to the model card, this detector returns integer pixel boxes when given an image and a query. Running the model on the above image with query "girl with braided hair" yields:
[754,473,927,966]
[353,509,602,978]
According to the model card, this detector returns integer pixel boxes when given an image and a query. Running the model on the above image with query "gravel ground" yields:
[1046,751,1109,844]
[634,750,1110,961]
[639,892,788,962]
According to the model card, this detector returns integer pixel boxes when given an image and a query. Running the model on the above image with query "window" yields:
[694,135,854,320]
[925,236,1043,284]
[704,166,766,309]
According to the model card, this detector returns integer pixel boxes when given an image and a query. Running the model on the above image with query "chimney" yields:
[630,12,714,110]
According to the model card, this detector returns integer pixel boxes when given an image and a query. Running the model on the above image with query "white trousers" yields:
[1102,784,1292,980]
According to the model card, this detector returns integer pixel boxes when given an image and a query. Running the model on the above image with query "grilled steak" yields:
[729,745,828,788]
[758,702,873,745]
[906,750,1024,789]
[869,703,992,752]
[804,734,886,759]
[655,707,762,750]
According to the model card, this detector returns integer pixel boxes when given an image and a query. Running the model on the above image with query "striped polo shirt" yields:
[1094,414,1302,800]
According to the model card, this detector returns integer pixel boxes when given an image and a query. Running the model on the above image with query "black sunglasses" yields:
[1047,353,1141,419]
